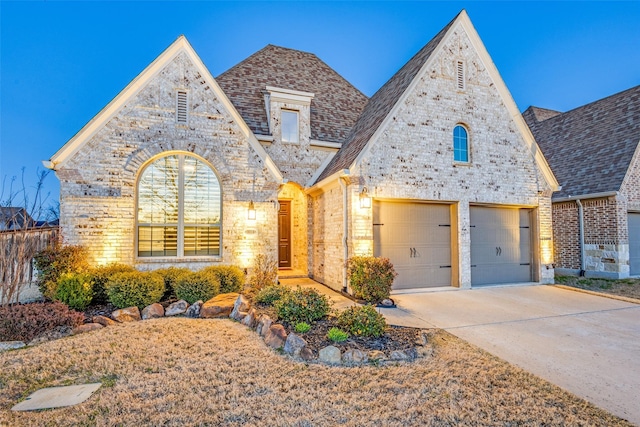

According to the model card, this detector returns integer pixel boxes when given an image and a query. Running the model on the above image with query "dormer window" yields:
[281,110,299,143]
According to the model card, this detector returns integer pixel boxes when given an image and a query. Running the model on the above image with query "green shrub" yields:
[90,263,136,303]
[0,301,84,342]
[34,244,89,300]
[54,273,94,311]
[274,287,331,325]
[337,305,386,338]
[254,284,292,306]
[154,267,192,299]
[347,256,397,304]
[248,254,278,293]
[327,327,349,343]
[173,271,220,304]
[105,271,165,309]
[294,322,311,334]
[203,265,245,293]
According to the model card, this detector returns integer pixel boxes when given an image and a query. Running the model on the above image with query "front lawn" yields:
[0,318,631,426]
[555,276,640,300]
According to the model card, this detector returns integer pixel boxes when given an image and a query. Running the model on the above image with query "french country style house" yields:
[524,86,640,279]
[45,11,560,292]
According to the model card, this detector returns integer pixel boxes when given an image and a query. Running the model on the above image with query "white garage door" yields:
[629,213,640,276]
[470,206,532,286]
[373,201,451,289]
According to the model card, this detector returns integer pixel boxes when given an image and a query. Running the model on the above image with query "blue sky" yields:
[1,1,639,212]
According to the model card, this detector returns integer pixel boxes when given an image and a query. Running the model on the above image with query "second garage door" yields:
[629,213,640,276]
[373,201,451,289]
[470,206,532,286]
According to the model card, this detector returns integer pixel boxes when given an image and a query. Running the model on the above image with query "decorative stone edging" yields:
[1,293,433,365]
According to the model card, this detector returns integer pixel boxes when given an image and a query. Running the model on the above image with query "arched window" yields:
[453,125,469,162]
[137,154,221,257]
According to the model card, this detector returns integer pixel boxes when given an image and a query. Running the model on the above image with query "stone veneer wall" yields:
[56,52,279,270]
[309,182,345,290]
[346,23,555,287]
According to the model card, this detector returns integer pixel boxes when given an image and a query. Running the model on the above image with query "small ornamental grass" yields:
[54,272,94,311]
[0,301,84,342]
[203,265,245,293]
[274,287,331,325]
[337,305,386,338]
[347,256,398,304]
[174,271,220,304]
[90,263,136,303]
[327,327,349,343]
[254,284,292,306]
[105,271,165,309]
[294,322,311,334]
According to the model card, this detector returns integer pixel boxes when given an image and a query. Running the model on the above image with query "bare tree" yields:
[0,168,58,305]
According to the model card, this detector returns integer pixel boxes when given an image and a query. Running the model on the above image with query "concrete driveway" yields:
[380,285,640,425]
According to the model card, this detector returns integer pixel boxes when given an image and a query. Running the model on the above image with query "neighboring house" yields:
[45,10,559,292]
[0,207,34,230]
[524,86,640,278]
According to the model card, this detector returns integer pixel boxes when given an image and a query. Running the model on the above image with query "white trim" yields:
[348,11,559,192]
[553,191,619,203]
[310,139,341,149]
[266,86,315,105]
[306,168,349,196]
[256,134,275,143]
[47,36,284,184]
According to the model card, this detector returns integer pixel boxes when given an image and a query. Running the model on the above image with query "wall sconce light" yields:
[360,187,371,209]
[248,200,256,220]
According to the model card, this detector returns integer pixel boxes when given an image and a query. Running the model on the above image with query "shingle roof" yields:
[315,13,458,182]
[524,85,640,200]
[216,45,368,143]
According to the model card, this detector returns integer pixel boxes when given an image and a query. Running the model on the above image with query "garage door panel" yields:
[374,201,451,289]
[629,213,640,275]
[470,206,532,286]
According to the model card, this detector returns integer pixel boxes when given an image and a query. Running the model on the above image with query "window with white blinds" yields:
[138,154,221,257]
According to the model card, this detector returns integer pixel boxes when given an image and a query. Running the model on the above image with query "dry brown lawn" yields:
[556,276,640,300]
[0,318,631,426]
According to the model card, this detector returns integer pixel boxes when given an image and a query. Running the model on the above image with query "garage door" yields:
[373,201,451,289]
[470,206,532,286]
[630,213,640,275]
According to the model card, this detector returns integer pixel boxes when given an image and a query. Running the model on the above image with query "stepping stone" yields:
[11,383,102,411]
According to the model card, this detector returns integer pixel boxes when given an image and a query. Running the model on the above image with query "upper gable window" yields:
[138,154,221,257]
[453,125,469,162]
[281,110,299,143]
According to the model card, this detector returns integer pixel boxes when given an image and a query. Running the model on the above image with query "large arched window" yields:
[453,125,469,162]
[137,154,221,257]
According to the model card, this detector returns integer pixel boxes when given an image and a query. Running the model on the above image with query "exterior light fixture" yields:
[248,200,256,220]
[360,187,371,209]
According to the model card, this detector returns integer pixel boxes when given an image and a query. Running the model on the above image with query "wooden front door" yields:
[278,200,292,268]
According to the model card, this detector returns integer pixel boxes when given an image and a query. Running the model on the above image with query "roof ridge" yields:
[551,85,640,120]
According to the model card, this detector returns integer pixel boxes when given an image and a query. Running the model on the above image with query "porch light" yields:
[360,187,371,209]
[248,201,256,220]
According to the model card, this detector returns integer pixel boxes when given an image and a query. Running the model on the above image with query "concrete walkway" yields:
[379,285,640,425]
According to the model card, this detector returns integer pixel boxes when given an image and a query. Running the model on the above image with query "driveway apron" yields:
[381,285,640,425]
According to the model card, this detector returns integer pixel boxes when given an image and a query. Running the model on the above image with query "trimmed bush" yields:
[105,271,165,309]
[154,267,192,299]
[0,301,84,342]
[34,244,89,300]
[346,256,397,304]
[203,265,245,293]
[174,271,220,304]
[54,273,94,311]
[249,254,278,293]
[254,284,292,306]
[90,263,136,303]
[337,305,386,338]
[327,327,349,343]
[274,287,331,325]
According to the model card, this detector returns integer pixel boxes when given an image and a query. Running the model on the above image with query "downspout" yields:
[576,199,586,276]
[339,171,350,293]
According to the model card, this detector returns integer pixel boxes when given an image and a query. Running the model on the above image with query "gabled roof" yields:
[0,207,33,230]
[47,36,283,183]
[315,11,558,191]
[216,45,368,143]
[524,85,640,200]
[315,14,457,182]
